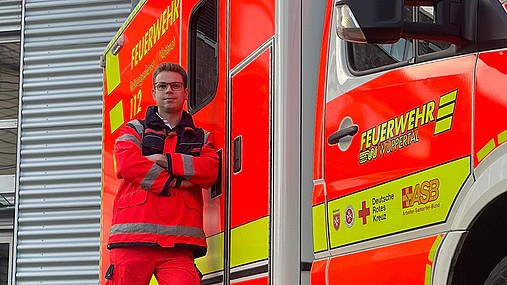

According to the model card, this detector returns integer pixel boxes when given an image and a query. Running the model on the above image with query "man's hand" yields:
[168,177,195,188]
[179,179,195,188]
[146,154,196,188]
[146,154,168,168]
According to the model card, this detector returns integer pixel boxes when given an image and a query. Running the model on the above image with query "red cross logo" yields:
[358,200,370,225]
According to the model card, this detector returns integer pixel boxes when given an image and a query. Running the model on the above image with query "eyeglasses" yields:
[155,81,185,92]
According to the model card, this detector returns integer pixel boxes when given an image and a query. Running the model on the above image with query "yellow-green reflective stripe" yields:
[428,235,442,263]
[424,235,443,285]
[425,264,432,285]
[439,90,457,106]
[328,157,469,248]
[109,100,124,134]
[434,116,453,135]
[105,51,121,95]
[231,216,269,268]
[312,203,327,252]
[477,139,495,162]
[434,90,457,135]
[195,232,224,274]
[436,103,455,119]
[498,129,507,145]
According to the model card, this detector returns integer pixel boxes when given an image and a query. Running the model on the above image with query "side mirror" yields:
[335,0,404,44]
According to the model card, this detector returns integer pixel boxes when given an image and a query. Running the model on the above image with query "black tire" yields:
[484,256,507,285]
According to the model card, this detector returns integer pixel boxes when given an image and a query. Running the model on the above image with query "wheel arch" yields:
[447,146,507,284]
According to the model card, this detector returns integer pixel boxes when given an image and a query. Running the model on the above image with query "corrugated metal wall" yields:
[16,1,130,284]
[0,0,21,35]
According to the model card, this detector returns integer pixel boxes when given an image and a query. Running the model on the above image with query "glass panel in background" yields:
[190,0,218,111]
[0,42,20,121]
[0,129,16,176]
[0,243,8,285]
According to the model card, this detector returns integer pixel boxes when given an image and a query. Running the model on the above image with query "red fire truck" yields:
[101,0,507,284]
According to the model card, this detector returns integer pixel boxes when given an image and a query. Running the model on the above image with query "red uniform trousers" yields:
[107,246,201,285]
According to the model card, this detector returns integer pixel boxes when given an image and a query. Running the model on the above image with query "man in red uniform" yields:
[105,63,219,284]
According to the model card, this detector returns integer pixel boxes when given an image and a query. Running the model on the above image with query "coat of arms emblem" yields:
[333,212,340,231]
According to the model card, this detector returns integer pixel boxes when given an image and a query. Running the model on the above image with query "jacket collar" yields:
[145,106,195,130]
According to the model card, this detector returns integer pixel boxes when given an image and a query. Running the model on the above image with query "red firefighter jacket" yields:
[108,106,219,258]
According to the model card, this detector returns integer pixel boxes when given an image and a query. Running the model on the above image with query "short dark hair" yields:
[152,62,187,88]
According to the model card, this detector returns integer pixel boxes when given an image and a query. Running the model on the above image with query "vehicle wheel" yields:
[484,256,507,285]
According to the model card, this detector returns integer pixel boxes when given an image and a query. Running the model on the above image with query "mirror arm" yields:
[403,22,462,45]
[404,0,442,6]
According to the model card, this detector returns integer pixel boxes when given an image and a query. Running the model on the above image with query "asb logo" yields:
[333,212,340,231]
[344,205,355,228]
[402,178,440,209]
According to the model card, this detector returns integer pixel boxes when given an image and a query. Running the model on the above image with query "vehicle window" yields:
[417,7,452,55]
[348,7,414,72]
[350,38,413,71]
[188,0,219,114]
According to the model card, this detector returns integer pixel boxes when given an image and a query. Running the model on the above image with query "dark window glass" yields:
[350,39,414,71]
[350,44,398,71]
[417,7,452,55]
[0,129,16,176]
[349,7,413,72]
[0,243,7,285]
[0,42,20,120]
[188,0,219,114]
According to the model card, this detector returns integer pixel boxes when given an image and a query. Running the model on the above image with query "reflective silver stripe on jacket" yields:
[181,154,195,179]
[140,163,164,190]
[203,130,213,147]
[110,223,206,239]
[130,119,144,137]
[116,134,141,149]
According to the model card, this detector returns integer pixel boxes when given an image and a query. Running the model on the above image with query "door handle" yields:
[211,149,222,199]
[328,125,358,145]
[233,136,242,173]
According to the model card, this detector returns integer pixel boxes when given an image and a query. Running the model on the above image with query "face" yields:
[152,71,188,115]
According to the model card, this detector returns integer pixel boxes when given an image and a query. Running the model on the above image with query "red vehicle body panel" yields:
[324,56,475,201]
[229,0,275,69]
[310,259,328,284]
[327,235,442,284]
[312,0,334,182]
[474,50,507,166]
[101,0,275,283]
[230,49,271,229]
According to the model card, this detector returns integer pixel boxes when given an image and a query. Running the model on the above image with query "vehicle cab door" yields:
[322,4,474,272]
